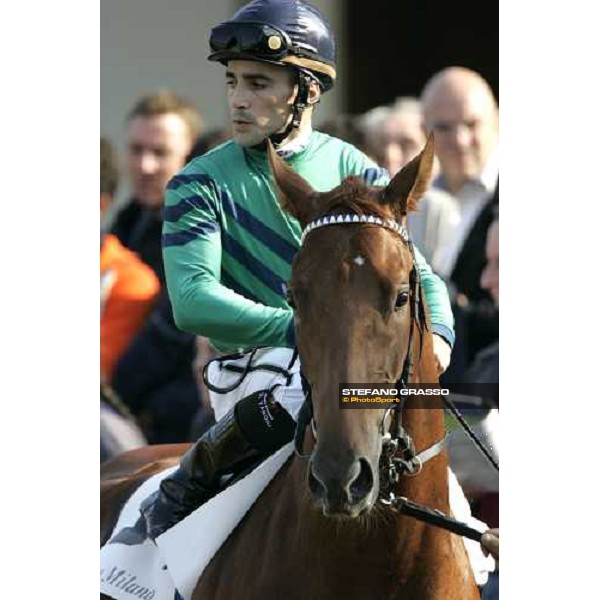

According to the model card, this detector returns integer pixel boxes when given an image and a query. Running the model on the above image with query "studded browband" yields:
[300,213,409,245]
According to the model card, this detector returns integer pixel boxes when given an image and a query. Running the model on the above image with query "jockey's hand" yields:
[481,528,499,562]
[432,334,452,375]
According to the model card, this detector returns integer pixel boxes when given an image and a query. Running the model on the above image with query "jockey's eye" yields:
[395,291,409,310]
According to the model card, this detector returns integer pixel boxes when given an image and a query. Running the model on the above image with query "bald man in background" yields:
[422,67,499,292]
[417,67,499,377]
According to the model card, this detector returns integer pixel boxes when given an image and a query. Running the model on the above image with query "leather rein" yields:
[290,211,496,543]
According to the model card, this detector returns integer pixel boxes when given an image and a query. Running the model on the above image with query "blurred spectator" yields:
[189,336,217,440]
[421,67,499,289]
[357,98,455,266]
[111,293,215,443]
[449,215,499,600]
[480,528,499,600]
[100,382,147,462]
[187,127,232,161]
[100,137,160,382]
[465,215,499,387]
[112,90,203,282]
[110,91,214,444]
[360,97,428,176]
[481,529,499,562]
[456,215,499,499]
[420,67,499,378]
[317,114,367,152]
[406,185,459,267]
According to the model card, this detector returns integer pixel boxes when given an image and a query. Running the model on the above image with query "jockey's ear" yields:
[380,133,434,221]
[267,140,321,227]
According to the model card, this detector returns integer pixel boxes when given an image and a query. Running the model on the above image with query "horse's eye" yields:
[395,291,409,310]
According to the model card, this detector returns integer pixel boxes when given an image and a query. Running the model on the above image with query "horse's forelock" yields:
[318,176,392,221]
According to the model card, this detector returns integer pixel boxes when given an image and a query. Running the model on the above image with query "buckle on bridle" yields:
[403,456,423,477]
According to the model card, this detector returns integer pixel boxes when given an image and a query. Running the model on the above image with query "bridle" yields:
[289,211,497,543]
[291,212,446,473]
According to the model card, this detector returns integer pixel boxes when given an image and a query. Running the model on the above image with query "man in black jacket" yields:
[111,91,214,443]
[112,90,203,282]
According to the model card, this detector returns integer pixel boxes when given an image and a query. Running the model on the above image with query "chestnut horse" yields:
[101,137,480,599]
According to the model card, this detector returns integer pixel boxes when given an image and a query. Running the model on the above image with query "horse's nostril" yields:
[308,465,325,498]
[349,458,373,502]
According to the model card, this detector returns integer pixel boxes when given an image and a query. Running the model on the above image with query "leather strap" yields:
[390,496,484,542]
[413,433,450,467]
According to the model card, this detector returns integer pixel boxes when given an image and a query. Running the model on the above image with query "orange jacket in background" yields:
[101,234,160,381]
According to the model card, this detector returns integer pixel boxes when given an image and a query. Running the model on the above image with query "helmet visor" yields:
[209,22,294,61]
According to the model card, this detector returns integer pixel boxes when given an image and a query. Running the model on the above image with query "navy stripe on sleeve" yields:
[220,269,262,304]
[162,221,220,248]
[221,232,286,298]
[220,190,298,265]
[163,194,218,222]
[362,167,388,184]
[167,173,218,192]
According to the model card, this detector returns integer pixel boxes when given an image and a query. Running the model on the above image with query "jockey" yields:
[141,0,460,543]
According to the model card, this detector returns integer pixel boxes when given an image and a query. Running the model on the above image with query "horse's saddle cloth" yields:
[100,442,294,600]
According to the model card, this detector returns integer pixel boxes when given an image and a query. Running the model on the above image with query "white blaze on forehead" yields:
[353,255,366,266]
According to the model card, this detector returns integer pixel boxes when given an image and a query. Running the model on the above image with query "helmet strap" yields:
[268,71,313,147]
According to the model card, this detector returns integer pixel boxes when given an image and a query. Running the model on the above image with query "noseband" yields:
[290,212,444,480]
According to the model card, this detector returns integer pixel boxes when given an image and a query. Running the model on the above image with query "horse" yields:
[101,136,480,599]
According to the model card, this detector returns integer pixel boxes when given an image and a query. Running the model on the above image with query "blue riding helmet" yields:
[208,0,336,92]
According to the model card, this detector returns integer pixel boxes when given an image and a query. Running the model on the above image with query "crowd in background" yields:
[100,66,499,575]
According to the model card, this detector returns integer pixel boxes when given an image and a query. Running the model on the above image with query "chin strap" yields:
[268,71,314,147]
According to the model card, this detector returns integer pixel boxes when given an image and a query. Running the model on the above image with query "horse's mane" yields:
[316,176,392,221]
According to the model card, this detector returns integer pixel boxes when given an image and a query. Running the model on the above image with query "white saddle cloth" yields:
[100,443,295,600]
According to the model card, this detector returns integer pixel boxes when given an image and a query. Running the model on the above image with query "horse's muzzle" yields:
[308,454,375,517]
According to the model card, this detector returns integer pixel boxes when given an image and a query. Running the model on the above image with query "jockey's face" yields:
[226,60,298,147]
[126,113,193,209]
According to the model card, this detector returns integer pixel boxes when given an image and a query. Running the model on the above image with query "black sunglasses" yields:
[209,22,294,61]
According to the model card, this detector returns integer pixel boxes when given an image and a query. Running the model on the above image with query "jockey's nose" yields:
[230,85,251,110]
[309,453,374,515]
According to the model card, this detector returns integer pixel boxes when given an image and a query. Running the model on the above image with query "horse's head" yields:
[268,137,436,518]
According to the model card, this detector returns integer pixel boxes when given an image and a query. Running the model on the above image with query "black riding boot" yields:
[140,389,296,540]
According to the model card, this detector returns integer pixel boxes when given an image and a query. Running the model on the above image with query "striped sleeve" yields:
[412,245,455,347]
[162,173,294,349]
[340,143,390,186]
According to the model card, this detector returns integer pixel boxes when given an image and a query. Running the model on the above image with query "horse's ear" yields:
[266,140,320,226]
[380,133,435,218]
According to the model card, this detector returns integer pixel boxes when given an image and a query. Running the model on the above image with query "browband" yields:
[300,213,409,245]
